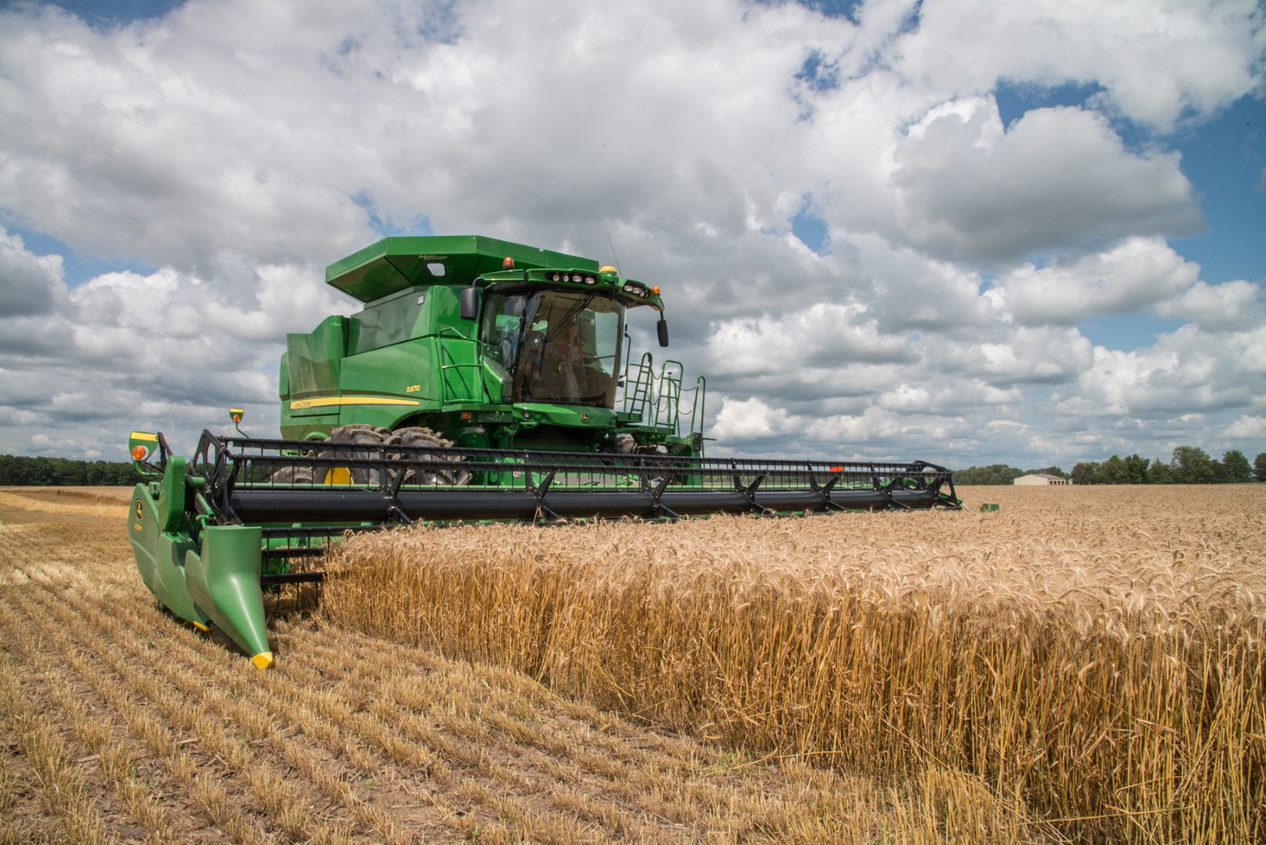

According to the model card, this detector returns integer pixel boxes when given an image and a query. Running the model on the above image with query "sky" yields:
[0,0,1264,469]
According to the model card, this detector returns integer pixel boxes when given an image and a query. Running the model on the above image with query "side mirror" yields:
[459,286,479,321]
[656,317,669,348]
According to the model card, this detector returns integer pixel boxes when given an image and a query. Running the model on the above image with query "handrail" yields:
[435,330,490,404]
[653,360,683,433]
[621,351,655,422]
[685,375,707,453]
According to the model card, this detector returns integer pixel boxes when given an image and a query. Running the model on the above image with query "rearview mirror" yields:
[657,317,669,347]
[459,287,479,321]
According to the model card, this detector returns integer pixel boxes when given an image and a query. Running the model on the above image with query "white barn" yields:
[1014,473,1071,486]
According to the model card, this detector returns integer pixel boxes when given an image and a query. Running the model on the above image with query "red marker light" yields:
[502,256,515,269]
[829,466,844,473]
[651,286,661,295]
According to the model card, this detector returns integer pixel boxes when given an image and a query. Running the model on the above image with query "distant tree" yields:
[1101,455,1129,484]
[0,454,139,486]
[1255,452,1266,482]
[954,464,1024,485]
[1147,459,1172,484]
[1122,454,1150,484]
[1070,461,1103,485]
[1170,446,1218,484]
[1221,450,1253,483]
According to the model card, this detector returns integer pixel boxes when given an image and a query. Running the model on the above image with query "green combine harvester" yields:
[129,235,960,668]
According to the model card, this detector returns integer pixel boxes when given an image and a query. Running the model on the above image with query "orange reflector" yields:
[502,256,515,269]
[651,286,661,295]
[461,412,473,421]
[829,466,844,473]
[131,445,148,461]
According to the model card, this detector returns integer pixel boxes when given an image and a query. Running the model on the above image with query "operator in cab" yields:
[543,320,587,401]
[484,289,621,408]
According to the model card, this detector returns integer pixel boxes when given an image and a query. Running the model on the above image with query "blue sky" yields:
[1,0,1264,468]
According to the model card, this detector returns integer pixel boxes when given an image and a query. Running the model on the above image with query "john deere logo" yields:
[135,501,143,520]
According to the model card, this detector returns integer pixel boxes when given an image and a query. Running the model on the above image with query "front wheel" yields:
[386,427,471,486]
[320,424,392,485]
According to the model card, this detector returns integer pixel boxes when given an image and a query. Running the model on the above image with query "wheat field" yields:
[324,485,1266,844]
[1,486,1064,844]
[1,484,1261,842]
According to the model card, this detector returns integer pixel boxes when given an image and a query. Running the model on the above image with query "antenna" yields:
[606,231,622,273]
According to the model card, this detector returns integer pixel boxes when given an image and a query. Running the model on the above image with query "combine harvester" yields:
[128,236,960,668]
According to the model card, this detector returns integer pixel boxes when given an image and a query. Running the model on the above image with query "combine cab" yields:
[129,235,960,668]
[278,235,703,456]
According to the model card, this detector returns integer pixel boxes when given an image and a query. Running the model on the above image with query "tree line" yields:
[0,454,140,487]
[956,447,1266,486]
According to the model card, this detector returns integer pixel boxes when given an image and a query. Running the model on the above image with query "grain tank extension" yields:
[128,235,960,668]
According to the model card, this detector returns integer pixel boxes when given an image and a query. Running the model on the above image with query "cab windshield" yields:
[480,290,624,407]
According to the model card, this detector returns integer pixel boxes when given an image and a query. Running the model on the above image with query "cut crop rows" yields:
[0,488,1052,843]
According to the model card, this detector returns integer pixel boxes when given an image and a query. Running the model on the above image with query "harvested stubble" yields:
[325,484,1266,844]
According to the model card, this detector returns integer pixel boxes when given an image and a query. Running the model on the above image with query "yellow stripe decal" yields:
[130,432,159,442]
[289,396,422,411]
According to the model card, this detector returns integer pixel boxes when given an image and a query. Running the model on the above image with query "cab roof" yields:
[326,235,599,303]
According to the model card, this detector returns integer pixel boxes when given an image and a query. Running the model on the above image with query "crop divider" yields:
[384,464,413,525]
[525,463,560,522]
[809,469,844,512]
[647,472,679,520]
[729,463,767,514]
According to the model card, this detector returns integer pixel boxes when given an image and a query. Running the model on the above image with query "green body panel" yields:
[282,316,347,428]
[279,235,693,454]
[130,463,269,660]
[184,526,268,659]
[130,480,206,626]
[157,456,188,533]
[519,403,615,429]
[327,235,596,303]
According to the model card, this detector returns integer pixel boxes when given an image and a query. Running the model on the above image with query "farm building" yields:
[1015,473,1071,486]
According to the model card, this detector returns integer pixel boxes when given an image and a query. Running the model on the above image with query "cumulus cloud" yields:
[891,104,1202,264]
[0,0,1263,467]
[0,229,67,316]
[941,326,1096,385]
[1054,325,1266,417]
[710,395,801,443]
[991,237,1201,326]
[705,302,912,378]
[0,224,351,456]
[1154,279,1265,329]
[1225,416,1266,440]
[895,0,1265,132]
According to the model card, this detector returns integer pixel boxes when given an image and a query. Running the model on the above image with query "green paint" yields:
[129,478,207,628]
[184,526,268,659]
[280,235,697,455]
[132,236,872,666]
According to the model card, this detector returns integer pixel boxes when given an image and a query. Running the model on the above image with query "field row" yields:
[0,489,1049,844]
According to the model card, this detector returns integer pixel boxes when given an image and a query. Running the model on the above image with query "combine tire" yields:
[387,426,471,486]
[613,436,675,487]
[635,444,677,487]
[319,424,392,485]
[269,465,315,484]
